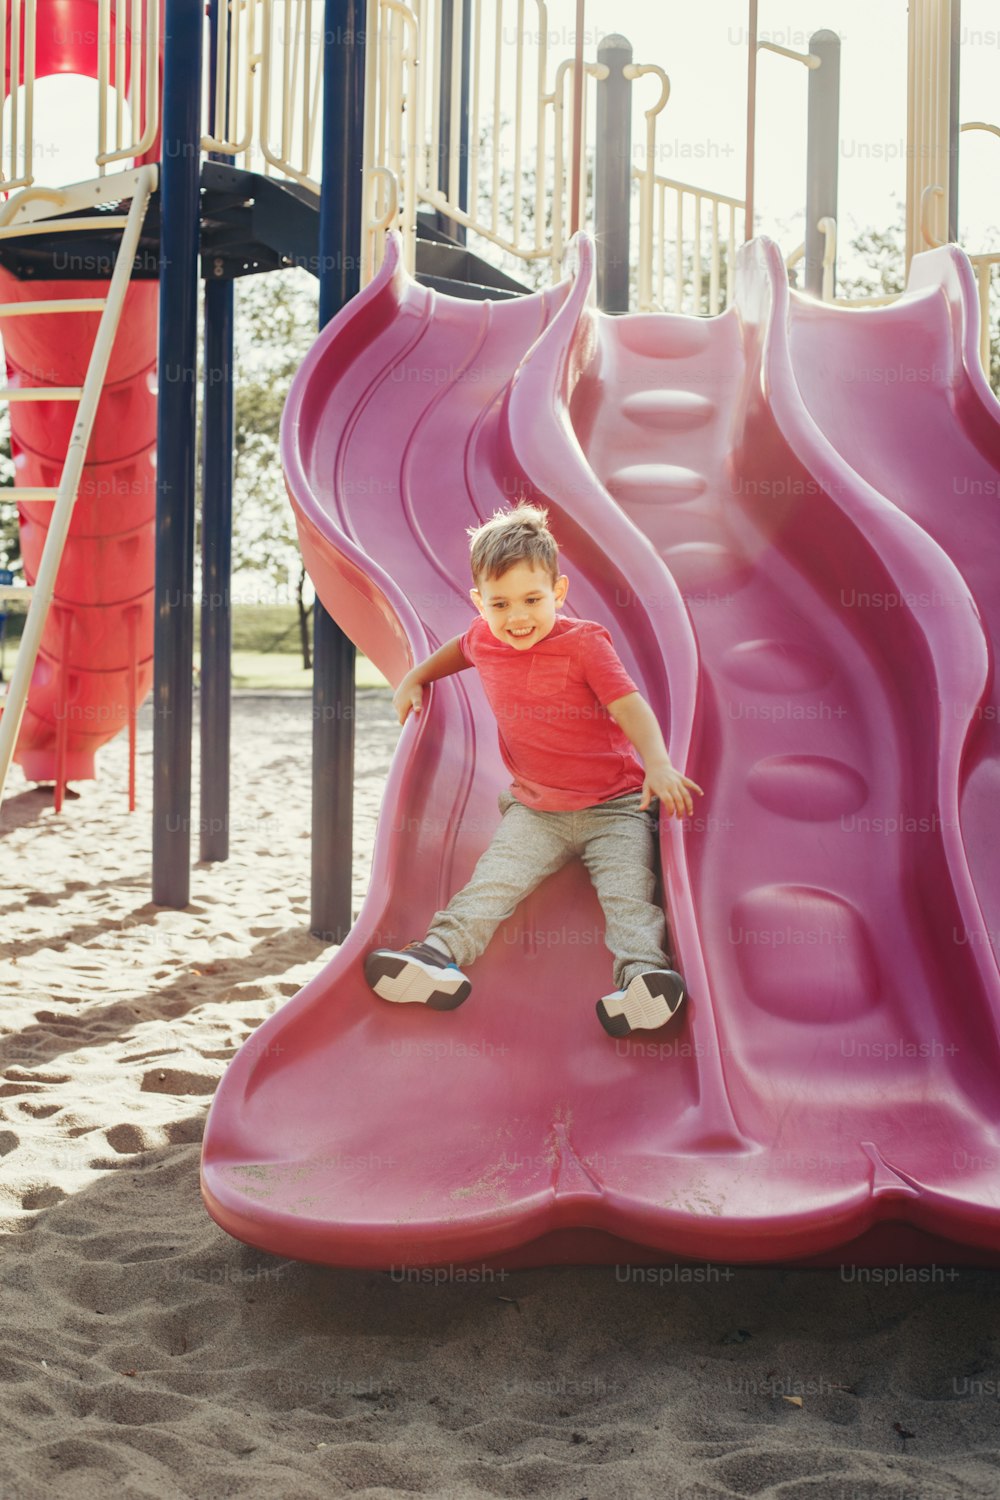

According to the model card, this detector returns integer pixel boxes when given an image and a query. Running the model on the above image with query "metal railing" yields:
[195,1,756,316]
[0,0,159,194]
[637,173,746,315]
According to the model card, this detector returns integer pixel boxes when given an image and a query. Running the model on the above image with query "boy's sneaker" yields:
[596,969,686,1038]
[364,941,471,1010]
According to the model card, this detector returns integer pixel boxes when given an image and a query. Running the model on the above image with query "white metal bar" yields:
[727,204,736,307]
[491,0,502,234]
[0,168,150,228]
[116,0,126,151]
[757,40,819,68]
[533,0,547,257]
[0,387,84,401]
[24,0,35,188]
[131,0,142,149]
[0,164,158,808]
[0,216,130,239]
[0,299,106,315]
[303,0,313,174]
[693,192,702,311]
[0,4,7,191]
[98,0,110,170]
[11,0,21,184]
[654,179,663,308]
[361,0,380,282]
[430,0,441,208]
[709,198,720,313]
[469,0,481,229]
[675,188,683,312]
[449,0,462,209]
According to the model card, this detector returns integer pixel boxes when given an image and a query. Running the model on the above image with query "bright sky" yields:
[604,0,1000,259]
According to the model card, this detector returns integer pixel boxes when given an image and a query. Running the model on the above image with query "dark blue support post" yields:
[200,0,234,863]
[948,0,961,242]
[153,0,203,906]
[804,30,840,299]
[434,0,471,243]
[199,278,234,862]
[595,34,633,313]
[310,0,366,942]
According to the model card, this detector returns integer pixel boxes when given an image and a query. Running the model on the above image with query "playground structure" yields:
[0,0,998,1265]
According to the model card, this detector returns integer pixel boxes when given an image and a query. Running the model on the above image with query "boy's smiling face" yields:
[471,560,569,651]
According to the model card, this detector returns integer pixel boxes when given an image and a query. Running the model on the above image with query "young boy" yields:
[364,504,704,1037]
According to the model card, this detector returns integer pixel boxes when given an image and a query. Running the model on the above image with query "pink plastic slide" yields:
[201,230,1000,1269]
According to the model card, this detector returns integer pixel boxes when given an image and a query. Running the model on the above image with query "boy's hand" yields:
[393,674,424,725]
[640,761,704,818]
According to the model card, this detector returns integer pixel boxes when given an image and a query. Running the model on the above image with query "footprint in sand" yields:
[20,1185,67,1210]
[104,1123,156,1155]
[16,1100,62,1118]
[140,1068,220,1096]
[4,1069,72,1085]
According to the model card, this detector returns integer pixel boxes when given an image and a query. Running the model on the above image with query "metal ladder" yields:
[0,163,158,814]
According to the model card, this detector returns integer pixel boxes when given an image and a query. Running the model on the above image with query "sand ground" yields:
[3,693,1000,1500]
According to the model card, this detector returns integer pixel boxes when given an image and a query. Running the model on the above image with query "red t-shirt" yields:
[457,614,646,811]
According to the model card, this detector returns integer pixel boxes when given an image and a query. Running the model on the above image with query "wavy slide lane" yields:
[787,246,1000,970]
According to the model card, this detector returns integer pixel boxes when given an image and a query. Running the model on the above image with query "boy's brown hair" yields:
[467,503,559,585]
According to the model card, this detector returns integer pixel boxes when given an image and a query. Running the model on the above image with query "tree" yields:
[222,268,319,667]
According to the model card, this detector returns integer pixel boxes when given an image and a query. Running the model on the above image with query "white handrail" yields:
[920,184,946,248]
[818,215,837,301]
[0,163,158,808]
[757,40,820,69]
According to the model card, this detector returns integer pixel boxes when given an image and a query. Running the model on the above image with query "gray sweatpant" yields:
[426,789,670,992]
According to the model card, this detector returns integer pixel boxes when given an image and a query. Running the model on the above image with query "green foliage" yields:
[217,268,319,665]
[839,206,907,299]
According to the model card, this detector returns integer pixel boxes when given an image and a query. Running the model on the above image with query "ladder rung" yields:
[0,387,83,401]
[0,585,35,600]
[0,488,61,502]
[0,298,107,316]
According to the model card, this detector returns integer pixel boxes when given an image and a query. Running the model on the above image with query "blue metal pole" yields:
[199,279,234,862]
[153,0,203,906]
[200,0,234,863]
[310,0,366,941]
[948,0,960,242]
[434,0,470,242]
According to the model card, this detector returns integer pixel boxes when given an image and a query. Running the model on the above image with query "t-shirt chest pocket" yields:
[526,654,571,695]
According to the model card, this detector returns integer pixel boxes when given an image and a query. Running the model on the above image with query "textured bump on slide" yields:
[604,462,708,505]
[201,229,1000,1270]
[619,389,716,430]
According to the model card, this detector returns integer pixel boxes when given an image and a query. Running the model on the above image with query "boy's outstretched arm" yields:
[393,636,470,724]
[606,691,704,818]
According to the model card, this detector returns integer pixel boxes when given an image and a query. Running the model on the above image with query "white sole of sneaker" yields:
[600,972,685,1032]
[368,953,469,1006]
